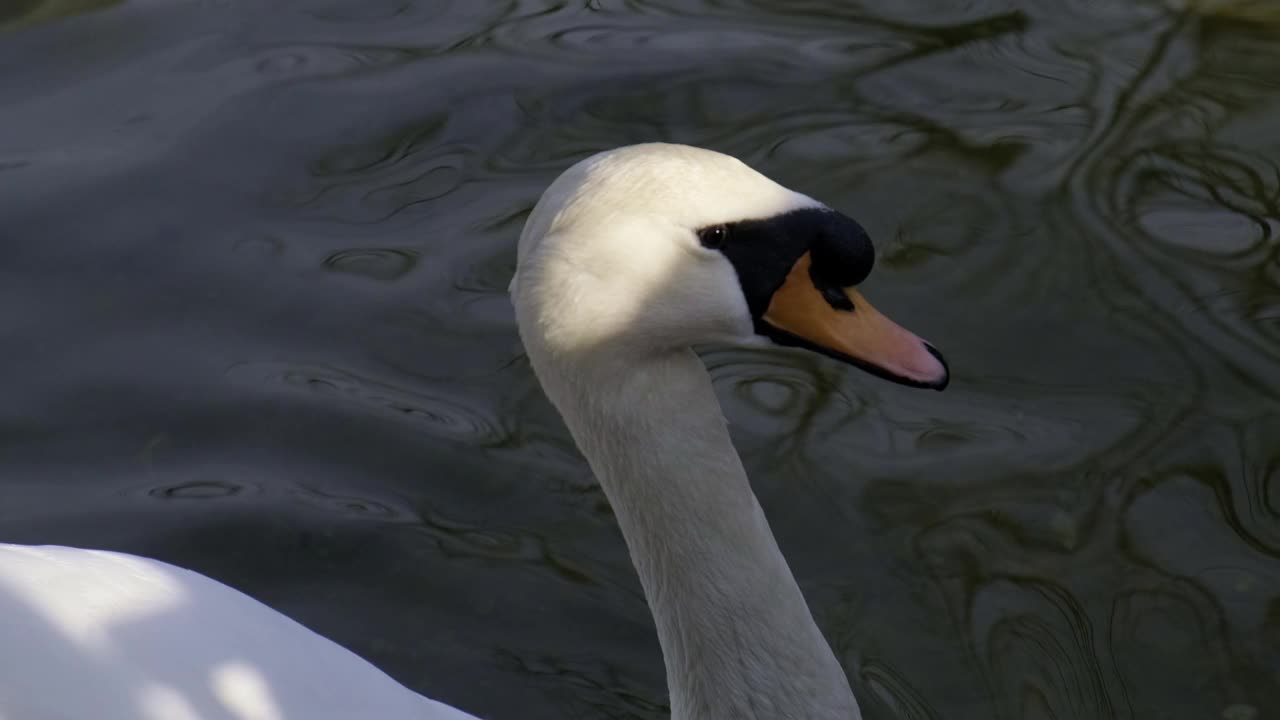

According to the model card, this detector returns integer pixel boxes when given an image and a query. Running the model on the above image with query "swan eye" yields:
[699,225,729,250]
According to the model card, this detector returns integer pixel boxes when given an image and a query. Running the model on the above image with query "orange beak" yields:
[761,253,949,390]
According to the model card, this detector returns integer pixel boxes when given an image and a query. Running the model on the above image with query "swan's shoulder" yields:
[0,544,478,720]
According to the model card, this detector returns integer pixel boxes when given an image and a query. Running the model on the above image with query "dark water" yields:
[3,0,1279,717]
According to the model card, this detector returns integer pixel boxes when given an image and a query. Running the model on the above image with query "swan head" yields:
[511,143,948,390]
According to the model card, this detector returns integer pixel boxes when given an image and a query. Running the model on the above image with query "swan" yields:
[0,143,947,720]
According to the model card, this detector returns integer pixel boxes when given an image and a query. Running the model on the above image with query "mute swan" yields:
[0,143,947,720]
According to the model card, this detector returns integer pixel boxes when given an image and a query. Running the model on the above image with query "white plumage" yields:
[0,544,475,719]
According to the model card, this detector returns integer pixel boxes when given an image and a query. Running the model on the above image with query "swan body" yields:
[0,544,476,719]
[0,143,946,720]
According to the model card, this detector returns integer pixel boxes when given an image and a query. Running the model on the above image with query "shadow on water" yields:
[0,0,1278,718]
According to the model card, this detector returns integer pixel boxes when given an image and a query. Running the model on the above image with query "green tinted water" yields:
[1,1,1277,717]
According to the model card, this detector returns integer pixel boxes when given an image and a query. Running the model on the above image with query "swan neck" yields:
[540,349,861,720]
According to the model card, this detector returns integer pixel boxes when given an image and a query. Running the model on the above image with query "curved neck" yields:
[538,349,861,720]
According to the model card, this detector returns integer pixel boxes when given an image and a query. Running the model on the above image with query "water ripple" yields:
[6,2,1280,718]
[321,247,419,281]
[148,479,246,501]
[226,361,510,446]
[289,142,470,225]
[293,484,406,520]
[973,579,1116,718]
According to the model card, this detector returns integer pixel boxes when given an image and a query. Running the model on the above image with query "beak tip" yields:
[924,342,950,391]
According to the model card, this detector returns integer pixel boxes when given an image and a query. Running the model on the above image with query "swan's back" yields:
[0,544,476,720]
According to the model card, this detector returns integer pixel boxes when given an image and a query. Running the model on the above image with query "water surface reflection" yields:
[1,0,1277,717]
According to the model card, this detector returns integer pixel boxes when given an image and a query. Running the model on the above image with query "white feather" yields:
[0,544,475,719]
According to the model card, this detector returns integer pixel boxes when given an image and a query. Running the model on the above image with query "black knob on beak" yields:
[808,213,875,311]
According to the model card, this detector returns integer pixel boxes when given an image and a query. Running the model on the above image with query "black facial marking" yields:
[808,219,873,310]
[817,284,855,312]
[809,220,874,288]
[699,207,874,318]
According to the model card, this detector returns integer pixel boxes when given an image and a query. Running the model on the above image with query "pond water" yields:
[2,1,1279,718]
